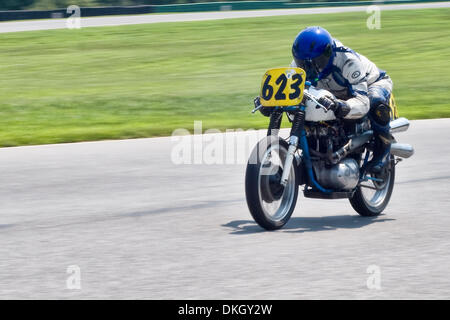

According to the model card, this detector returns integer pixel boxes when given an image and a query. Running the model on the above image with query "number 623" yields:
[259,68,306,107]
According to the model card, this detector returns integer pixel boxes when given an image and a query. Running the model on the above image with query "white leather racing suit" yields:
[291,39,393,120]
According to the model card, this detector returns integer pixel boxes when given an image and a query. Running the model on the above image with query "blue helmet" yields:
[292,26,334,75]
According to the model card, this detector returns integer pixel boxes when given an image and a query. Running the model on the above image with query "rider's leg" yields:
[367,77,393,174]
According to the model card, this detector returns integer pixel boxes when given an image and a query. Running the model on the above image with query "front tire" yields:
[245,136,299,230]
[349,155,395,217]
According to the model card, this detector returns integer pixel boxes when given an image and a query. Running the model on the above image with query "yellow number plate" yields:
[260,67,306,107]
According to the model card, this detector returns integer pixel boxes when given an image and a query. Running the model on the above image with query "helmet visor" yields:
[295,44,332,74]
[293,57,312,71]
[311,44,332,72]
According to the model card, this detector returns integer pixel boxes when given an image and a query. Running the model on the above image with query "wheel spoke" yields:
[359,183,379,191]
[360,156,393,208]
[258,143,296,221]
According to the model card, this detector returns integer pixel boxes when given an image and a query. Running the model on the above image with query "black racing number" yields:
[274,74,287,100]
[289,73,303,99]
[261,75,273,100]
[262,72,303,101]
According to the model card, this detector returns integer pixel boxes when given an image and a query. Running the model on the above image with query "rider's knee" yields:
[369,86,391,126]
[369,86,389,108]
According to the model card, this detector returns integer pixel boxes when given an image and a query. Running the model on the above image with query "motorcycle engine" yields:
[313,158,360,190]
[305,121,360,191]
[305,121,349,156]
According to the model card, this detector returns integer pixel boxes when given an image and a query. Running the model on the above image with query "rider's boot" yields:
[366,130,392,174]
[366,95,393,174]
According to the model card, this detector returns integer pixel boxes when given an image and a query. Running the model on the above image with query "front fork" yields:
[279,108,305,187]
[267,109,294,185]
[267,109,283,136]
[266,108,300,187]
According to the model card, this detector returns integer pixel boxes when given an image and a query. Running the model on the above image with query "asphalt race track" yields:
[0,119,449,299]
[1,2,450,299]
[1,2,450,33]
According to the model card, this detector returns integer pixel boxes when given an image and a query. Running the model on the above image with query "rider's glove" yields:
[318,96,351,118]
[317,96,335,110]
[254,96,272,117]
[333,99,351,118]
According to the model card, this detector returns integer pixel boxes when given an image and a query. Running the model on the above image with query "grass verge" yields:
[0,8,449,146]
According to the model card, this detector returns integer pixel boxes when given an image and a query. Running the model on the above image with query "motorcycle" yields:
[245,67,414,230]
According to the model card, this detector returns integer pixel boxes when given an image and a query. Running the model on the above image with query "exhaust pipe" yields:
[331,130,373,163]
[390,117,410,133]
[391,143,414,158]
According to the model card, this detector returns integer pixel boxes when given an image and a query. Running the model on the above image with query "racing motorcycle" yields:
[245,67,414,230]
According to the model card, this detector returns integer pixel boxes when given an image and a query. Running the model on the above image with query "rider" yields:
[257,26,393,173]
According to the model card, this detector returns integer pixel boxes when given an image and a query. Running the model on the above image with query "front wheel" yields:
[349,155,395,217]
[245,136,299,230]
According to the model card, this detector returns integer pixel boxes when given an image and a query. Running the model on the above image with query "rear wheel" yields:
[245,136,299,230]
[349,153,395,217]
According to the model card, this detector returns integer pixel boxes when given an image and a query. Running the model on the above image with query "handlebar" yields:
[303,91,329,112]
[251,83,331,113]
[251,105,262,113]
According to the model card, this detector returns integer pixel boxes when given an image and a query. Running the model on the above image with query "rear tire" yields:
[245,136,299,230]
[349,155,395,217]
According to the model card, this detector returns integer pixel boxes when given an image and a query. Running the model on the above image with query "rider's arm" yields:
[341,58,370,119]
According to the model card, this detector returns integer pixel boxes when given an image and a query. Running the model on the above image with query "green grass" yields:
[0,8,449,147]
